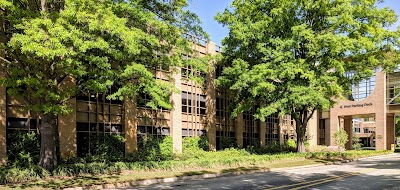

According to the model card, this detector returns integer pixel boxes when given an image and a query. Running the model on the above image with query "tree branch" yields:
[0,56,11,64]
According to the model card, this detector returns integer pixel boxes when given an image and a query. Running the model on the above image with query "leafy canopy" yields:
[216,0,400,122]
[1,0,208,115]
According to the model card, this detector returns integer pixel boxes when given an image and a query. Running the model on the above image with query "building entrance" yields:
[351,116,376,149]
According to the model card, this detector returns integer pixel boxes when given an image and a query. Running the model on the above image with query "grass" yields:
[0,149,392,190]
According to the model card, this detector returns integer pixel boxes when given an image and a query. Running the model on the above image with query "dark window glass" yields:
[77,122,90,131]
[138,126,146,134]
[7,118,28,129]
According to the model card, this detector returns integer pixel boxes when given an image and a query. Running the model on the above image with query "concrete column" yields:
[235,113,244,148]
[375,112,387,150]
[0,71,6,164]
[124,98,137,155]
[279,117,285,144]
[324,119,330,145]
[58,76,77,159]
[386,114,395,150]
[344,117,353,150]
[259,121,266,147]
[171,67,182,153]
[329,114,340,146]
[205,42,217,151]
[307,112,319,147]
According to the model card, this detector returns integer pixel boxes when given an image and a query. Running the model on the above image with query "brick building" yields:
[0,37,395,162]
[317,70,397,150]
[0,38,321,162]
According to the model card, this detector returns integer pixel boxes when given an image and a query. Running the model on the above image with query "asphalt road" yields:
[110,153,400,190]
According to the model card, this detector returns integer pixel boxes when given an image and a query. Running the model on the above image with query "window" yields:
[318,119,326,145]
[346,71,376,101]
[216,130,235,150]
[182,129,205,137]
[265,114,279,145]
[182,91,192,113]
[182,91,206,115]
[197,95,206,115]
[243,106,260,148]
[363,117,375,122]
[76,87,124,157]
[364,128,369,133]
[137,126,170,136]
[216,97,235,149]
[354,127,361,133]
[6,117,38,131]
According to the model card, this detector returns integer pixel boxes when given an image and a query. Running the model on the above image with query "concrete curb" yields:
[63,153,396,190]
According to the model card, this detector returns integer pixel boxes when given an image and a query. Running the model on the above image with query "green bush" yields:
[134,135,173,161]
[352,134,362,150]
[0,165,49,184]
[6,131,40,168]
[95,134,125,161]
[220,137,237,149]
[265,141,284,153]
[285,139,297,151]
[76,133,126,162]
[183,136,209,151]
[333,129,349,151]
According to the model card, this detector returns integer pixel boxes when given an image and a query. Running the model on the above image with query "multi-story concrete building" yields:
[0,38,320,162]
[0,36,396,162]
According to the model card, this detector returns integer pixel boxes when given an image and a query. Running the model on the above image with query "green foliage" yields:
[1,0,208,115]
[0,149,391,184]
[352,134,363,150]
[6,131,40,168]
[285,139,297,151]
[333,129,349,151]
[2,149,391,184]
[183,136,209,151]
[215,0,400,152]
[134,135,173,161]
[220,137,237,149]
[1,0,208,170]
[246,141,297,154]
[80,134,126,162]
[0,165,50,184]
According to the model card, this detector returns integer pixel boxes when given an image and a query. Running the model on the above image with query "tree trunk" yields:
[39,113,57,171]
[296,121,307,153]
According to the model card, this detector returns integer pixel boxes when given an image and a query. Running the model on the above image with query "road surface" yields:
[109,153,400,190]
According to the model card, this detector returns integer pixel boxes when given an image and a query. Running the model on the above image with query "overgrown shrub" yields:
[220,137,237,149]
[0,165,50,184]
[96,134,125,161]
[265,141,285,153]
[183,136,208,151]
[285,139,297,151]
[76,133,125,162]
[333,129,349,151]
[134,135,173,161]
[6,131,40,168]
[352,134,362,150]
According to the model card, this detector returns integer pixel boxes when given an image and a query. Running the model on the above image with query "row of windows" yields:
[6,117,39,131]
[137,126,170,136]
[354,127,374,133]
[77,122,123,133]
[183,129,206,137]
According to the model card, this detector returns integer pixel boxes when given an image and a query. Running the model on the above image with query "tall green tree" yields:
[0,0,207,170]
[216,0,400,152]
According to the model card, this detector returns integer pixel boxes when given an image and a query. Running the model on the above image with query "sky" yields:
[188,0,400,45]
